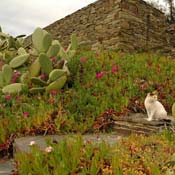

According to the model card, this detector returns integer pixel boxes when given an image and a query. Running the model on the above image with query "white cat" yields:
[144,93,167,121]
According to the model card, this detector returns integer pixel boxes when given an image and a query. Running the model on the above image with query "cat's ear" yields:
[152,90,158,95]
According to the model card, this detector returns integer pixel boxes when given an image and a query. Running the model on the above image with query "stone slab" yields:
[13,134,121,154]
[0,160,14,175]
[112,113,175,135]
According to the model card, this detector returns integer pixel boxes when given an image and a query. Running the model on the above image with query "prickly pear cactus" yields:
[29,87,46,94]
[70,33,78,50]
[32,27,52,53]
[29,58,41,77]
[30,77,47,86]
[2,64,12,85]
[172,103,175,118]
[2,83,25,94]
[39,53,53,75]
[48,69,66,83]
[46,75,67,93]
[9,54,29,68]
[47,42,60,58]
[17,47,27,55]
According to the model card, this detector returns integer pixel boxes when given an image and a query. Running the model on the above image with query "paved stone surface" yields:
[14,134,121,154]
[0,160,14,175]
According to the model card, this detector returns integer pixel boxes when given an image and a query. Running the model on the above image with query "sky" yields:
[0,0,167,37]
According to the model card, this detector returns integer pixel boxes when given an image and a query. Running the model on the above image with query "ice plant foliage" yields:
[80,57,87,63]
[119,52,124,58]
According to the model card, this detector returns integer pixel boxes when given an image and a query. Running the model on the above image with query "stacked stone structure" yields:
[27,0,175,53]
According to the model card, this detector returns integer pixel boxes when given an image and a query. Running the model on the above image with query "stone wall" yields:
[119,0,167,52]
[26,0,175,53]
[44,0,122,50]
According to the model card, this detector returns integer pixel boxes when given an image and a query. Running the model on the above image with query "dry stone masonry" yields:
[27,0,175,53]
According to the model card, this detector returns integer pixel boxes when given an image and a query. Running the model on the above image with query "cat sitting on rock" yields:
[144,91,167,121]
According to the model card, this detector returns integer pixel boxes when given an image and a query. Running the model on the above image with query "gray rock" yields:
[0,160,15,175]
[13,134,121,154]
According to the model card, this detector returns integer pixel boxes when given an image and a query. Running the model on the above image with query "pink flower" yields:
[51,57,57,63]
[119,52,124,58]
[49,98,55,103]
[11,77,17,83]
[40,74,47,80]
[80,57,87,63]
[111,64,119,73]
[5,94,11,99]
[16,96,21,101]
[29,141,36,146]
[0,61,4,68]
[23,112,29,118]
[45,146,53,153]
[13,71,21,77]
[50,90,57,95]
[96,72,104,79]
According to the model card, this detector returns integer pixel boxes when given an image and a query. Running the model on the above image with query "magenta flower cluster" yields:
[12,71,21,83]
[96,64,119,79]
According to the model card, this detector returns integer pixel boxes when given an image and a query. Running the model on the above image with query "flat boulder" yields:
[112,113,174,135]
[13,134,121,154]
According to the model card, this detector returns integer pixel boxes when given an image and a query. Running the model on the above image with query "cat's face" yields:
[147,93,158,102]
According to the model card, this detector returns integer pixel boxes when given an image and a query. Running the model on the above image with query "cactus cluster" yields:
[29,27,78,93]
[0,26,78,94]
[0,47,29,93]
[172,103,175,118]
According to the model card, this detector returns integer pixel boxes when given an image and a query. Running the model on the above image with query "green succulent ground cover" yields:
[15,132,175,175]
[0,49,175,174]
[0,51,175,141]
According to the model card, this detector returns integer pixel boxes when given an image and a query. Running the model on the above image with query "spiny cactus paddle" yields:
[48,69,66,83]
[2,83,25,94]
[47,43,60,58]
[17,47,27,55]
[29,58,41,77]
[29,87,46,94]
[9,54,29,68]
[32,27,52,53]
[39,53,53,75]
[46,75,67,93]
[30,77,47,86]
[172,103,175,118]
[0,71,3,87]
[2,64,12,85]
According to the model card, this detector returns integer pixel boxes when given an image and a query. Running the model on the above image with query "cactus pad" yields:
[30,77,47,86]
[172,103,175,118]
[39,53,53,75]
[2,64,12,85]
[47,43,60,58]
[46,75,67,93]
[29,58,41,77]
[48,69,66,83]
[2,83,24,94]
[9,54,29,68]
[29,87,46,94]
[18,47,27,55]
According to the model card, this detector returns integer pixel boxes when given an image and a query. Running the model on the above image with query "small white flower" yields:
[29,141,36,146]
[45,146,53,153]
